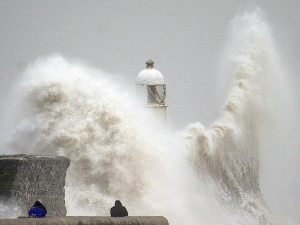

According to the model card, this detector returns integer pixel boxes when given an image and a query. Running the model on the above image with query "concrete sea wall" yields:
[0,216,169,225]
[0,154,70,217]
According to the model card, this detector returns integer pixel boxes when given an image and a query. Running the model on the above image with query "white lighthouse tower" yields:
[136,60,167,128]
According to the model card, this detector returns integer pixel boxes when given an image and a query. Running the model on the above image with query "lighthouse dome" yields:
[136,60,165,85]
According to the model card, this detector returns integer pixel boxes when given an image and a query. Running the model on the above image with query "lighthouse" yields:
[136,60,167,128]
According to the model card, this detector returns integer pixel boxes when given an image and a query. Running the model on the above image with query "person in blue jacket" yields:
[28,201,47,218]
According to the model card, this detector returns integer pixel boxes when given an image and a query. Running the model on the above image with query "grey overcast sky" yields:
[0,0,300,130]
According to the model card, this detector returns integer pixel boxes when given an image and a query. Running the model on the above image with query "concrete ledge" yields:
[0,154,70,217]
[0,216,169,225]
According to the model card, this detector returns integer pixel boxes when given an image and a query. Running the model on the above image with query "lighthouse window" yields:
[147,85,166,104]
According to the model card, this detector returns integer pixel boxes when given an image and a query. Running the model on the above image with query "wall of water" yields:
[187,9,300,225]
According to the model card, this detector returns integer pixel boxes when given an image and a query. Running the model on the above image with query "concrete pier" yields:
[0,216,169,225]
[0,154,70,217]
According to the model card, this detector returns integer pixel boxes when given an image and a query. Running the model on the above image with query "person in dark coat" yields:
[110,200,128,217]
[28,201,47,218]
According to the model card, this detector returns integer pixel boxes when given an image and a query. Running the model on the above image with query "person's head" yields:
[33,201,42,207]
[115,200,122,206]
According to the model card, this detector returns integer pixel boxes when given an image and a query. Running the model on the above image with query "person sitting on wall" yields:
[110,200,128,217]
[28,201,47,218]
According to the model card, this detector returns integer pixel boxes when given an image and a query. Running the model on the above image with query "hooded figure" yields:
[28,201,47,218]
[110,200,128,217]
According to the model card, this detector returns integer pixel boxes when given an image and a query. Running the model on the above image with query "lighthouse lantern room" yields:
[136,60,167,128]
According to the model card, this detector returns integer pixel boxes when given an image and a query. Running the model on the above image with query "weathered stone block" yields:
[0,154,70,217]
[0,175,16,182]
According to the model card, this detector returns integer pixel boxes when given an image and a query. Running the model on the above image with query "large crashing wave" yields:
[186,9,289,225]
[4,56,164,215]
[3,57,203,224]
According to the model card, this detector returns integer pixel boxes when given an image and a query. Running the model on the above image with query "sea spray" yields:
[2,56,203,225]
[187,9,290,225]
[3,56,159,215]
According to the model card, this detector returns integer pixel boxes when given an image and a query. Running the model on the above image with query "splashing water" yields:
[187,9,298,225]
[2,56,198,223]
[4,56,163,215]
[0,9,298,225]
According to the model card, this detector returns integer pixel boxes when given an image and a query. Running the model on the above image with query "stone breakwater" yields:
[0,154,70,217]
[0,216,169,225]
